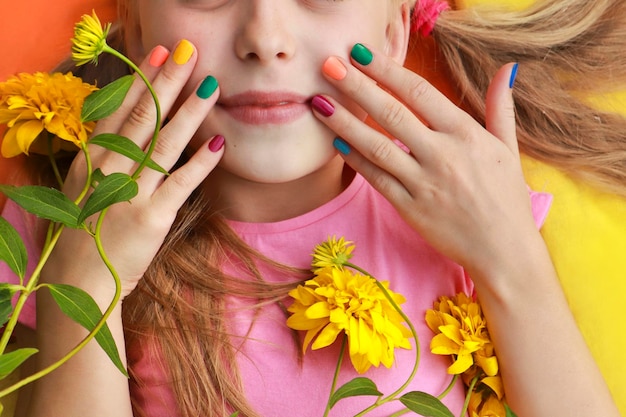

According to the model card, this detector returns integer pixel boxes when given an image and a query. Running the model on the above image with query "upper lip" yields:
[218,91,311,107]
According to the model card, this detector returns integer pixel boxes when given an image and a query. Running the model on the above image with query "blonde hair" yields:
[35,0,626,416]
[434,0,626,197]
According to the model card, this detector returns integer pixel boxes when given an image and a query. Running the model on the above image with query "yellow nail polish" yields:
[173,39,194,65]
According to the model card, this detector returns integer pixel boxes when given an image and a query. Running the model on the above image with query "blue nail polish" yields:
[509,63,519,88]
[333,137,351,155]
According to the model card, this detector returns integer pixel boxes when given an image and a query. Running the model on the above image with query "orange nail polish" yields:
[149,45,170,67]
[322,57,347,81]
[173,39,194,65]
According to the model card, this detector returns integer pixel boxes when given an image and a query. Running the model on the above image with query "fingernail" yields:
[173,39,194,65]
[322,57,347,81]
[197,75,219,99]
[509,63,519,88]
[351,43,373,66]
[311,95,335,117]
[333,137,351,155]
[208,135,225,152]
[149,45,170,67]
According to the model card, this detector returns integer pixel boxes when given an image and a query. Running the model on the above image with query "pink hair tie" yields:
[411,0,450,37]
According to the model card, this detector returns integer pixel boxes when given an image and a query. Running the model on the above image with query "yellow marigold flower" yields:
[468,389,507,417]
[427,293,509,415]
[311,235,355,273]
[425,293,497,376]
[287,267,412,374]
[0,72,98,158]
[71,10,112,66]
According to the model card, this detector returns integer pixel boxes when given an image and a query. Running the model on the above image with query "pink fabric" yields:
[0,173,552,416]
[411,0,450,37]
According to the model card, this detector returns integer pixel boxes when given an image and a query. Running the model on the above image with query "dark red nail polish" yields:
[208,135,225,152]
[311,95,335,117]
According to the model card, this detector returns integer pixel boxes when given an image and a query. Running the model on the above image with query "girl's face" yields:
[130,0,409,184]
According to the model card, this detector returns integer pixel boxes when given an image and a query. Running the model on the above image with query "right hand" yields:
[44,40,223,300]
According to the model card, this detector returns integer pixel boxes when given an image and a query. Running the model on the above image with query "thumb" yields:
[486,62,519,157]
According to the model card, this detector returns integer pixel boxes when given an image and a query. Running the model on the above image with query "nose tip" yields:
[235,11,296,64]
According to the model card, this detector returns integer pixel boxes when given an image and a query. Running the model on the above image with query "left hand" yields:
[313,44,539,278]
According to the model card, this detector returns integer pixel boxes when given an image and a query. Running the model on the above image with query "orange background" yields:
[0,0,118,208]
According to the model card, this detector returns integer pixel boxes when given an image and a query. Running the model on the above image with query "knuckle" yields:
[405,77,432,105]
[379,100,406,129]
[369,139,394,163]
[169,169,196,191]
[369,172,394,196]
[127,97,157,128]
[150,134,177,160]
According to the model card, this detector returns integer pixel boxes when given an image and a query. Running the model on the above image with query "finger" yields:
[92,44,169,137]
[344,43,476,134]
[321,54,434,160]
[311,94,421,196]
[117,39,198,150]
[152,134,225,215]
[139,75,220,188]
[486,63,520,157]
[331,136,415,213]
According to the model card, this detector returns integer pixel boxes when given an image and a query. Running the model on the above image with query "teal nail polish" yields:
[197,75,218,99]
[509,63,519,88]
[351,43,373,66]
[333,137,351,155]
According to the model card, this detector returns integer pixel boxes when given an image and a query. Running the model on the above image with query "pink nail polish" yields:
[311,95,335,117]
[208,135,225,152]
[149,45,170,67]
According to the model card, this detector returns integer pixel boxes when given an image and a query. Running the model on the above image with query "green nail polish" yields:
[351,43,373,66]
[197,75,218,99]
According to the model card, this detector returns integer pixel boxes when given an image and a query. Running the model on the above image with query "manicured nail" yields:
[509,63,519,88]
[197,75,219,99]
[208,135,225,152]
[311,95,335,117]
[351,43,373,66]
[149,45,170,67]
[322,57,347,81]
[173,39,194,65]
[333,137,351,155]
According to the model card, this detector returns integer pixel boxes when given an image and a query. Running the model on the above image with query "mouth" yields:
[218,91,311,125]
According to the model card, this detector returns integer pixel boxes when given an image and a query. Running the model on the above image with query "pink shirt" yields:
[1,173,552,416]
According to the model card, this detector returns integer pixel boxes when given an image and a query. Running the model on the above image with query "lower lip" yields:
[221,103,309,125]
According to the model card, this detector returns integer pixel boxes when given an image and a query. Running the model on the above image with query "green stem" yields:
[0,139,95,356]
[46,133,64,188]
[0,224,64,355]
[0,207,123,398]
[388,409,411,417]
[76,141,94,205]
[438,374,459,400]
[103,45,161,180]
[345,263,421,416]
[323,335,348,417]
[460,374,481,417]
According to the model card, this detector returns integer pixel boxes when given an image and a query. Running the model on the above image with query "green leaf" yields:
[0,185,81,228]
[505,403,519,417]
[399,391,455,417]
[81,75,134,123]
[90,134,168,175]
[0,348,38,379]
[0,217,27,279]
[78,173,138,224]
[329,377,383,409]
[0,287,17,327]
[91,168,107,185]
[46,284,128,377]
